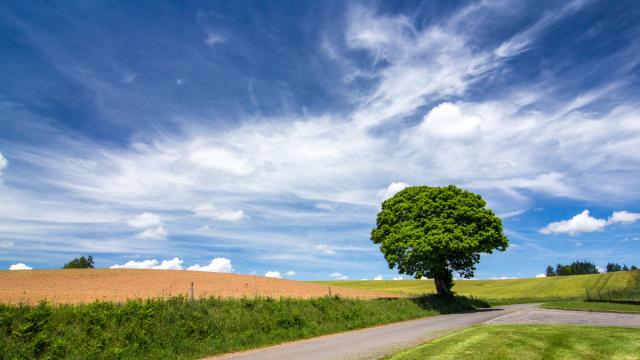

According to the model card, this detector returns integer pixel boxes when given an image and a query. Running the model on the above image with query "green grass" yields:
[387,324,640,360]
[542,300,640,314]
[317,270,640,303]
[0,295,486,359]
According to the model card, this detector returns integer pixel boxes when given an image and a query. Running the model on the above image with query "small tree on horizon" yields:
[545,265,556,277]
[370,185,508,297]
[63,255,95,269]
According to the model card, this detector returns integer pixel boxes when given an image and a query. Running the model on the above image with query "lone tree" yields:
[63,255,95,269]
[371,185,508,296]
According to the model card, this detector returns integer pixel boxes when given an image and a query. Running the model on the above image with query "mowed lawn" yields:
[543,300,640,314]
[318,270,640,302]
[387,324,640,360]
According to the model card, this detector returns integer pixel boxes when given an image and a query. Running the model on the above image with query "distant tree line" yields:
[545,260,638,276]
[605,263,638,272]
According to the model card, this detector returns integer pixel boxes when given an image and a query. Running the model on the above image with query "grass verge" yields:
[386,324,640,359]
[0,295,487,359]
[542,300,640,314]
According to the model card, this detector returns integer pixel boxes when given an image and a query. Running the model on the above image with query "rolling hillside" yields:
[317,270,640,301]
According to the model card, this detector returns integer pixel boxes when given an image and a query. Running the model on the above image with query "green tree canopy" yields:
[63,255,95,269]
[371,185,508,296]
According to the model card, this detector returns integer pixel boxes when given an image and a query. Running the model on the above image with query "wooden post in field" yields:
[189,282,194,301]
[328,286,332,297]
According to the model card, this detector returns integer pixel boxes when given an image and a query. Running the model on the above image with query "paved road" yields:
[204,304,640,360]
[488,306,640,328]
[204,304,535,360]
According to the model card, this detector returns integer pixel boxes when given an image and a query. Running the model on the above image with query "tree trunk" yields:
[433,273,453,297]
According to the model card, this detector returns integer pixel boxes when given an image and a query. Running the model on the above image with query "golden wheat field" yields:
[0,269,395,304]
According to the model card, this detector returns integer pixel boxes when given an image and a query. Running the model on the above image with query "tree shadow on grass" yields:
[374,294,491,314]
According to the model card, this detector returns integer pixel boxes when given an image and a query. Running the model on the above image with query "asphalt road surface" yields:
[205,303,536,360]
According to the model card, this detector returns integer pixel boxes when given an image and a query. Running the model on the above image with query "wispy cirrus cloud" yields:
[0,1,639,279]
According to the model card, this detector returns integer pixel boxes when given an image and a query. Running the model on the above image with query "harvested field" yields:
[0,269,395,305]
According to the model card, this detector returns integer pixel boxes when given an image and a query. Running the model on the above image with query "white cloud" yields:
[187,257,234,273]
[9,263,32,270]
[154,257,183,270]
[0,240,15,248]
[0,152,7,174]
[535,273,546,278]
[193,202,246,222]
[419,102,482,140]
[392,276,404,280]
[135,226,167,240]
[1,2,639,272]
[264,270,281,279]
[126,213,167,240]
[608,211,640,225]
[110,257,183,270]
[127,213,162,228]
[490,276,518,280]
[176,78,184,85]
[110,259,160,269]
[373,275,383,281]
[315,203,336,211]
[314,244,336,255]
[204,32,224,46]
[329,272,348,280]
[285,270,296,276]
[540,210,607,235]
[541,210,640,235]
[187,148,253,176]
[377,182,409,201]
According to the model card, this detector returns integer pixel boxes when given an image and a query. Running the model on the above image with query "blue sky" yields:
[1,0,639,280]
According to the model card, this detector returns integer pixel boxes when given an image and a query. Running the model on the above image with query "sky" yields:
[1,0,639,280]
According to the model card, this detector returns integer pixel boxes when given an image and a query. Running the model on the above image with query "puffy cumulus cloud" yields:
[373,275,383,281]
[535,273,546,278]
[392,276,404,280]
[110,257,183,270]
[110,259,160,269]
[329,272,348,280]
[135,226,167,240]
[187,257,234,273]
[608,211,640,225]
[490,276,518,280]
[127,212,162,228]
[285,270,296,277]
[193,202,246,222]
[540,210,607,235]
[9,263,32,270]
[377,182,409,201]
[541,210,640,235]
[264,270,281,279]
[0,152,7,174]
[153,257,183,270]
[314,244,336,255]
[419,102,482,140]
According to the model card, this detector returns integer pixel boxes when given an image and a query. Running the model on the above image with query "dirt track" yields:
[0,269,396,304]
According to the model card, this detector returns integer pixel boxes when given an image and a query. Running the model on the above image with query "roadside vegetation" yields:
[542,300,640,314]
[386,324,640,359]
[0,295,487,359]
[318,270,640,304]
